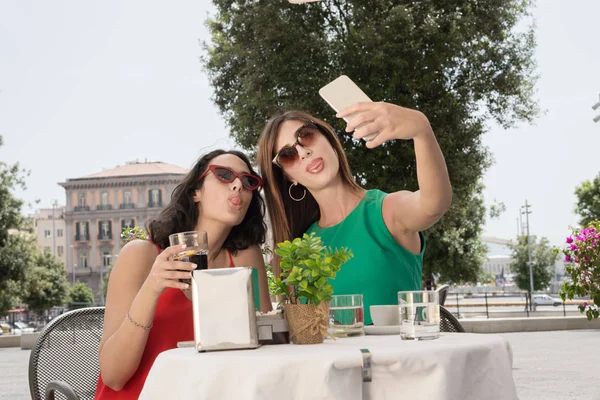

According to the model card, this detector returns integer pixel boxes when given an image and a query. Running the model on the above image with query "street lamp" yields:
[70,245,76,284]
[521,200,534,311]
[51,200,57,257]
[101,254,117,305]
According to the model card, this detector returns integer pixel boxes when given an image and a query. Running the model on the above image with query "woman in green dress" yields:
[256,102,452,324]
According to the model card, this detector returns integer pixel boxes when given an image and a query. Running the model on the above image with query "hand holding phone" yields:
[319,75,378,142]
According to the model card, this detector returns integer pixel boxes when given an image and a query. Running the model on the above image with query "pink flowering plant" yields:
[558,221,600,320]
[121,226,150,244]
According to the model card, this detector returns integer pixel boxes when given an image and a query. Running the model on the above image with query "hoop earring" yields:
[288,183,306,202]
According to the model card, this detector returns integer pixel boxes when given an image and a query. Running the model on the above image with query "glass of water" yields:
[328,294,365,338]
[398,290,440,340]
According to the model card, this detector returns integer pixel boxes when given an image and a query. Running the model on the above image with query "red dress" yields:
[94,247,234,399]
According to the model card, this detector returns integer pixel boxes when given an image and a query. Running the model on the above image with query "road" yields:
[444,294,582,317]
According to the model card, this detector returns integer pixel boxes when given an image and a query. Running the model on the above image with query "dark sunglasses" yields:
[198,165,263,191]
[272,121,321,168]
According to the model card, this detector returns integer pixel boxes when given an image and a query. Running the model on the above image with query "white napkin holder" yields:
[191,267,259,352]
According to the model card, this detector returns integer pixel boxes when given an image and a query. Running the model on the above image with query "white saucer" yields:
[364,325,401,335]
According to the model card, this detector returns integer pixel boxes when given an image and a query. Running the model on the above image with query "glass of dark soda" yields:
[169,231,208,284]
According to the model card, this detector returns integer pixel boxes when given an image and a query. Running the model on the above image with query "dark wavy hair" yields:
[147,150,267,253]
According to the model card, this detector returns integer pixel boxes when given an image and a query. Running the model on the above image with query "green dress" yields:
[306,189,425,325]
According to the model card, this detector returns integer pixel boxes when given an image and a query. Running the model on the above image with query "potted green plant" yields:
[272,233,353,344]
[557,221,600,320]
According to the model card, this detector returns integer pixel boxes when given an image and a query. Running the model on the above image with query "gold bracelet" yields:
[126,311,153,331]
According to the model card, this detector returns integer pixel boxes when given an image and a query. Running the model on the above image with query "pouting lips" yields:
[229,195,242,207]
[306,158,324,173]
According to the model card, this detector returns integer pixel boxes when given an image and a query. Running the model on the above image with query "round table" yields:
[139,332,517,400]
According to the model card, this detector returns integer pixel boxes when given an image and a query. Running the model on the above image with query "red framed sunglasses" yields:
[272,121,322,168]
[198,165,263,191]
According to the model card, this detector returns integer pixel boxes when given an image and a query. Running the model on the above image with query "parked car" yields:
[533,294,561,306]
[7,321,35,335]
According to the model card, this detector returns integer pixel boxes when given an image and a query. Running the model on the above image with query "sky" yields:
[1,1,599,248]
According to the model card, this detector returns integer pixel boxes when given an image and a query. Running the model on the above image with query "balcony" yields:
[73,267,93,276]
[97,234,112,241]
[74,206,90,212]
[119,203,136,209]
[75,234,90,242]
[96,205,113,211]
[148,202,163,208]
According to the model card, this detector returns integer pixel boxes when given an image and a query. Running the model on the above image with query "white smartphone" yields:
[319,75,378,141]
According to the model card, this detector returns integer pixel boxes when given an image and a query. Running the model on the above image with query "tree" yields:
[69,282,95,308]
[23,251,70,315]
[203,0,539,284]
[508,235,557,292]
[0,233,36,315]
[0,136,28,246]
[478,271,496,285]
[0,135,33,313]
[574,173,600,226]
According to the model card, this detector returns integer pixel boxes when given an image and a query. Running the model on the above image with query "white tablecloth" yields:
[139,333,517,400]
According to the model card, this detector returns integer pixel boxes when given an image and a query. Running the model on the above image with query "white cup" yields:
[370,305,399,326]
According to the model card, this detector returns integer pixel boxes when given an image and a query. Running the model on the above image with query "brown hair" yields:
[257,110,362,275]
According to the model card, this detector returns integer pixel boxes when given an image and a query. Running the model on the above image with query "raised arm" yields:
[339,102,452,236]
[383,125,452,233]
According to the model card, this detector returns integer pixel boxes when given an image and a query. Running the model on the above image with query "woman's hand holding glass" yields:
[143,245,197,296]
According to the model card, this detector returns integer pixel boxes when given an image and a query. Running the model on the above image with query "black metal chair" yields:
[29,307,105,400]
[436,284,450,306]
[439,306,465,333]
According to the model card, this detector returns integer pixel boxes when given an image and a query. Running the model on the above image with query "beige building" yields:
[59,161,188,303]
[32,205,67,265]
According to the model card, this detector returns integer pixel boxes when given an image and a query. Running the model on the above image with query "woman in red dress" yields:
[95,150,272,399]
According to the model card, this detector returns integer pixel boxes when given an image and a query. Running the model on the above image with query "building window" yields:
[101,221,110,237]
[119,190,135,209]
[122,219,135,230]
[149,189,162,207]
[44,230,51,238]
[57,229,63,237]
[43,247,51,253]
[79,253,88,268]
[57,246,64,257]
[102,251,112,267]
[78,193,87,207]
[98,220,112,240]
[97,192,113,210]
[76,221,90,241]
